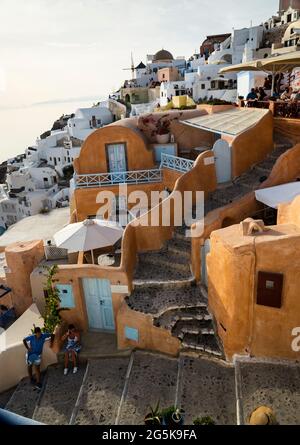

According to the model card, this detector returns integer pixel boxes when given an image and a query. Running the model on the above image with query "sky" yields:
[0,0,278,161]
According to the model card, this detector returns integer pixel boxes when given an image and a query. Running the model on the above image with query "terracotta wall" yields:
[74,125,155,175]
[278,195,300,226]
[251,234,300,360]
[274,118,300,145]
[73,182,164,222]
[207,229,254,359]
[5,241,45,316]
[121,150,217,257]
[196,104,236,114]
[191,143,300,281]
[137,109,208,148]
[207,224,300,361]
[117,301,181,356]
[158,67,180,82]
[231,111,274,178]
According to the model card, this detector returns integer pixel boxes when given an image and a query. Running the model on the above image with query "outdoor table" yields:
[97,254,115,267]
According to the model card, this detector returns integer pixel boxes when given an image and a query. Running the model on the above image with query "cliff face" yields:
[0,162,7,184]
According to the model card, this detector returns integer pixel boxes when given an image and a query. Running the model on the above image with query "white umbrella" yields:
[54,219,124,264]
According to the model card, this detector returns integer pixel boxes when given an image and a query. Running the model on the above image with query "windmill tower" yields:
[123,52,135,79]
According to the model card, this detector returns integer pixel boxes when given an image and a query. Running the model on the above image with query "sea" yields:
[0,97,103,164]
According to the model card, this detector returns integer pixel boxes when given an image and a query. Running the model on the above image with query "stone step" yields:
[138,256,190,273]
[154,306,211,332]
[134,261,193,283]
[33,364,87,425]
[132,277,196,290]
[5,375,47,419]
[128,285,205,317]
[177,327,215,338]
[166,244,191,259]
[182,331,222,350]
[182,341,223,358]
[71,357,131,425]
[117,351,178,425]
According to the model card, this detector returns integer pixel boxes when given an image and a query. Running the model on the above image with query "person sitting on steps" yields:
[62,324,81,375]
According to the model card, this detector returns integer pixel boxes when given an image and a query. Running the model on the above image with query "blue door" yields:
[213,140,231,184]
[107,143,127,173]
[82,278,115,331]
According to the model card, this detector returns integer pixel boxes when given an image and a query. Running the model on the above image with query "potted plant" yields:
[161,406,185,426]
[193,416,216,425]
[144,401,162,426]
[156,117,171,144]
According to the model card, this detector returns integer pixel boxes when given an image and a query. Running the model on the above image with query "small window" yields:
[257,272,283,309]
[125,326,139,342]
[43,177,48,182]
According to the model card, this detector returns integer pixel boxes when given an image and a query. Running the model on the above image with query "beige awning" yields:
[219,52,300,75]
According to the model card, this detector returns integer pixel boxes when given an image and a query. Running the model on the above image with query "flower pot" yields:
[156,133,170,144]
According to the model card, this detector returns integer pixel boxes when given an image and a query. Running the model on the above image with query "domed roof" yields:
[153,49,174,62]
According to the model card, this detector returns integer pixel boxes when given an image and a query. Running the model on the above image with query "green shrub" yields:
[42,265,68,333]
[193,416,216,425]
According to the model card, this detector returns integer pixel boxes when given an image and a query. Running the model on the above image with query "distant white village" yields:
[0,1,299,232]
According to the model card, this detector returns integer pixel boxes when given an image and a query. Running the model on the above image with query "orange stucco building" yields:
[207,205,300,362]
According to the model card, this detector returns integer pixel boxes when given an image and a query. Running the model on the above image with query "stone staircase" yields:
[133,230,192,284]
[205,142,293,215]
[154,303,223,358]
[129,225,223,359]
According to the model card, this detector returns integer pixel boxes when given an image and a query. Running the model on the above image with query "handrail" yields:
[160,153,194,173]
[74,169,162,188]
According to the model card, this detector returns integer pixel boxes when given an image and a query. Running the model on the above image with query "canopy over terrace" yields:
[182,108,269,137]
[255,182,300,209]
[219,52,300,95]
[54,219,124,264]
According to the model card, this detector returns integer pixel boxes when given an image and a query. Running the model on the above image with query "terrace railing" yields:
[160,153,195,173]
[74,169,162,188]
[272,101,300,119]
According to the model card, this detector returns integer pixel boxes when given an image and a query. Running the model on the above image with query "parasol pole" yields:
[271,70,275,97]
[91,249,95,264]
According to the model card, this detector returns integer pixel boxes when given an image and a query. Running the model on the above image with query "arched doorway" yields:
[213,139,232,184]
[125,94,130,103]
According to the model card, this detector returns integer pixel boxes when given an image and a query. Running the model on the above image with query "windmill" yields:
[123,52,135,79]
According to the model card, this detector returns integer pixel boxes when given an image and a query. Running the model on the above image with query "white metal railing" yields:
[160,153,194,173]
[74,169,162,188]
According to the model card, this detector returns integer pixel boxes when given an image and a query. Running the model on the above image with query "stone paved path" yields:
[3,352,300,425]
[73,357,130,425]
[178,356,236,425]
[33,364,87,425]
[118,352,178,425]
[238,361,300,425]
